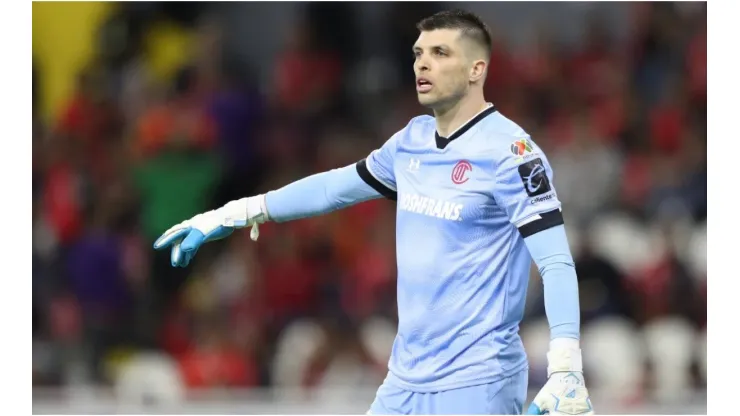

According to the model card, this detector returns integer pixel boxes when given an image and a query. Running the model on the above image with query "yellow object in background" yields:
[32,2,115,122]
[33,2,193,123]
[102,346,137,383]
[143,20,194,84]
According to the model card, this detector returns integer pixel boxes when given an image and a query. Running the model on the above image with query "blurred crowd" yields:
[32,1,706,408]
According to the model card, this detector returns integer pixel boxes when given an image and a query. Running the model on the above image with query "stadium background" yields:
[31,2,707,414]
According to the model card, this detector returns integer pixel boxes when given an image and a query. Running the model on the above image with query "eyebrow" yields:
[412,44,450,52]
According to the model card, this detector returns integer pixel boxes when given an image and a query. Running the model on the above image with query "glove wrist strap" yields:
[547,338,582,377]
[258,194,270,221]
[220,195,269,228]
[247,195,269,223]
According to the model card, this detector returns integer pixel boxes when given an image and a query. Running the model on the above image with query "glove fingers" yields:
[181,229,206,253]
[181,247,199,267]
[171,242,184,267]
[183,226,234,252]
[170,243,198,268]
[527,389,551,415]
[526,402,544,415]
[154,228,189,250]
[181,251,192,268]
[527,389,593,415]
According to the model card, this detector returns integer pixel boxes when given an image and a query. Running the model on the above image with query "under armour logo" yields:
[408,158,421,172]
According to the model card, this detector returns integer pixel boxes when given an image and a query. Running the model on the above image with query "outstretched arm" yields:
[153,128,403,268]
[265,164,383,222]
[266,125,400,221]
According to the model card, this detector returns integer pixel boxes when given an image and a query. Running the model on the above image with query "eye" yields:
[435,49,447,56]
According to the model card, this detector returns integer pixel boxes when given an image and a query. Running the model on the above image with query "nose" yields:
[415,56,430,73]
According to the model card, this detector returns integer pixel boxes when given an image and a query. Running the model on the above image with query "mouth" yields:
[416,78,433,93]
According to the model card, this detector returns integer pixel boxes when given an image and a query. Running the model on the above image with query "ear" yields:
[469,59,487,83]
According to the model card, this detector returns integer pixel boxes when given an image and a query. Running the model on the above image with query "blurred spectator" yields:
[548,111,623,223]
[566,12,621,105]
[57,65,122,152]
[178,317,260,389]
[575,235,634,324]
[40,134,91,245]
[273,19,343,117]
[207,58,266,205]
[628,231,699,325]
[132,66,216,161]
[259,227,321,328]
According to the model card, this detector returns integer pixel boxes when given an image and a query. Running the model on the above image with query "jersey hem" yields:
[383,361,529,393]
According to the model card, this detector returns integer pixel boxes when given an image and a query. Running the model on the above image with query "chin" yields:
[417,94,441,108]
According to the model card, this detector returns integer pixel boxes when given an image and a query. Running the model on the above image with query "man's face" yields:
[413,29,471,109]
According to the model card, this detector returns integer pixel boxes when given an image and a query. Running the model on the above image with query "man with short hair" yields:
[155,10,593,415]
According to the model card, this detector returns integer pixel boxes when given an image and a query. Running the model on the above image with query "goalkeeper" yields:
[155,9,593,415]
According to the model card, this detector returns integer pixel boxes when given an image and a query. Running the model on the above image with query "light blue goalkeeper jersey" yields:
[356,105,564,392]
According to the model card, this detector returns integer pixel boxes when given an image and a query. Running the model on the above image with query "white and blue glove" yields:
[527,339,594,415]
[153,196,268,267]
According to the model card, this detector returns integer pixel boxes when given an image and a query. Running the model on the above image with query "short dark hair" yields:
[416,9,492,56]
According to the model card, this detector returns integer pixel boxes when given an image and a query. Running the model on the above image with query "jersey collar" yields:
[435,103,497,150]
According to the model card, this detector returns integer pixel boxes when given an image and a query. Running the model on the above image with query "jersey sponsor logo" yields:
[451,160,472,184]
[399,193,463,221]
[530,192,555,204]
[518,158,552,197]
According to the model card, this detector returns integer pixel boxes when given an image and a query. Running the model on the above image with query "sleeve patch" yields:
[518,157,552,197]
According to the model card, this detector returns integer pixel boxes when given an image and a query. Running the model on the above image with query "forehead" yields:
[413,29,463,49]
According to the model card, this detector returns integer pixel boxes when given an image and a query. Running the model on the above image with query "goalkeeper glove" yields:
[153,195,268,267]
[527,339,594,415]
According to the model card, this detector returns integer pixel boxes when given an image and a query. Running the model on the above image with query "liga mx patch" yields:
[510,138,533,156]
[518,158,552,197]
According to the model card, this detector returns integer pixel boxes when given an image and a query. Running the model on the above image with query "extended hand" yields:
[153,196,268,267]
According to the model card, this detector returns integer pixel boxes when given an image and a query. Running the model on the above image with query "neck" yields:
[433,89,488,138]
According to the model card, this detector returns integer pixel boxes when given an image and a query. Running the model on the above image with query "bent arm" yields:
[264,164,383,222]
